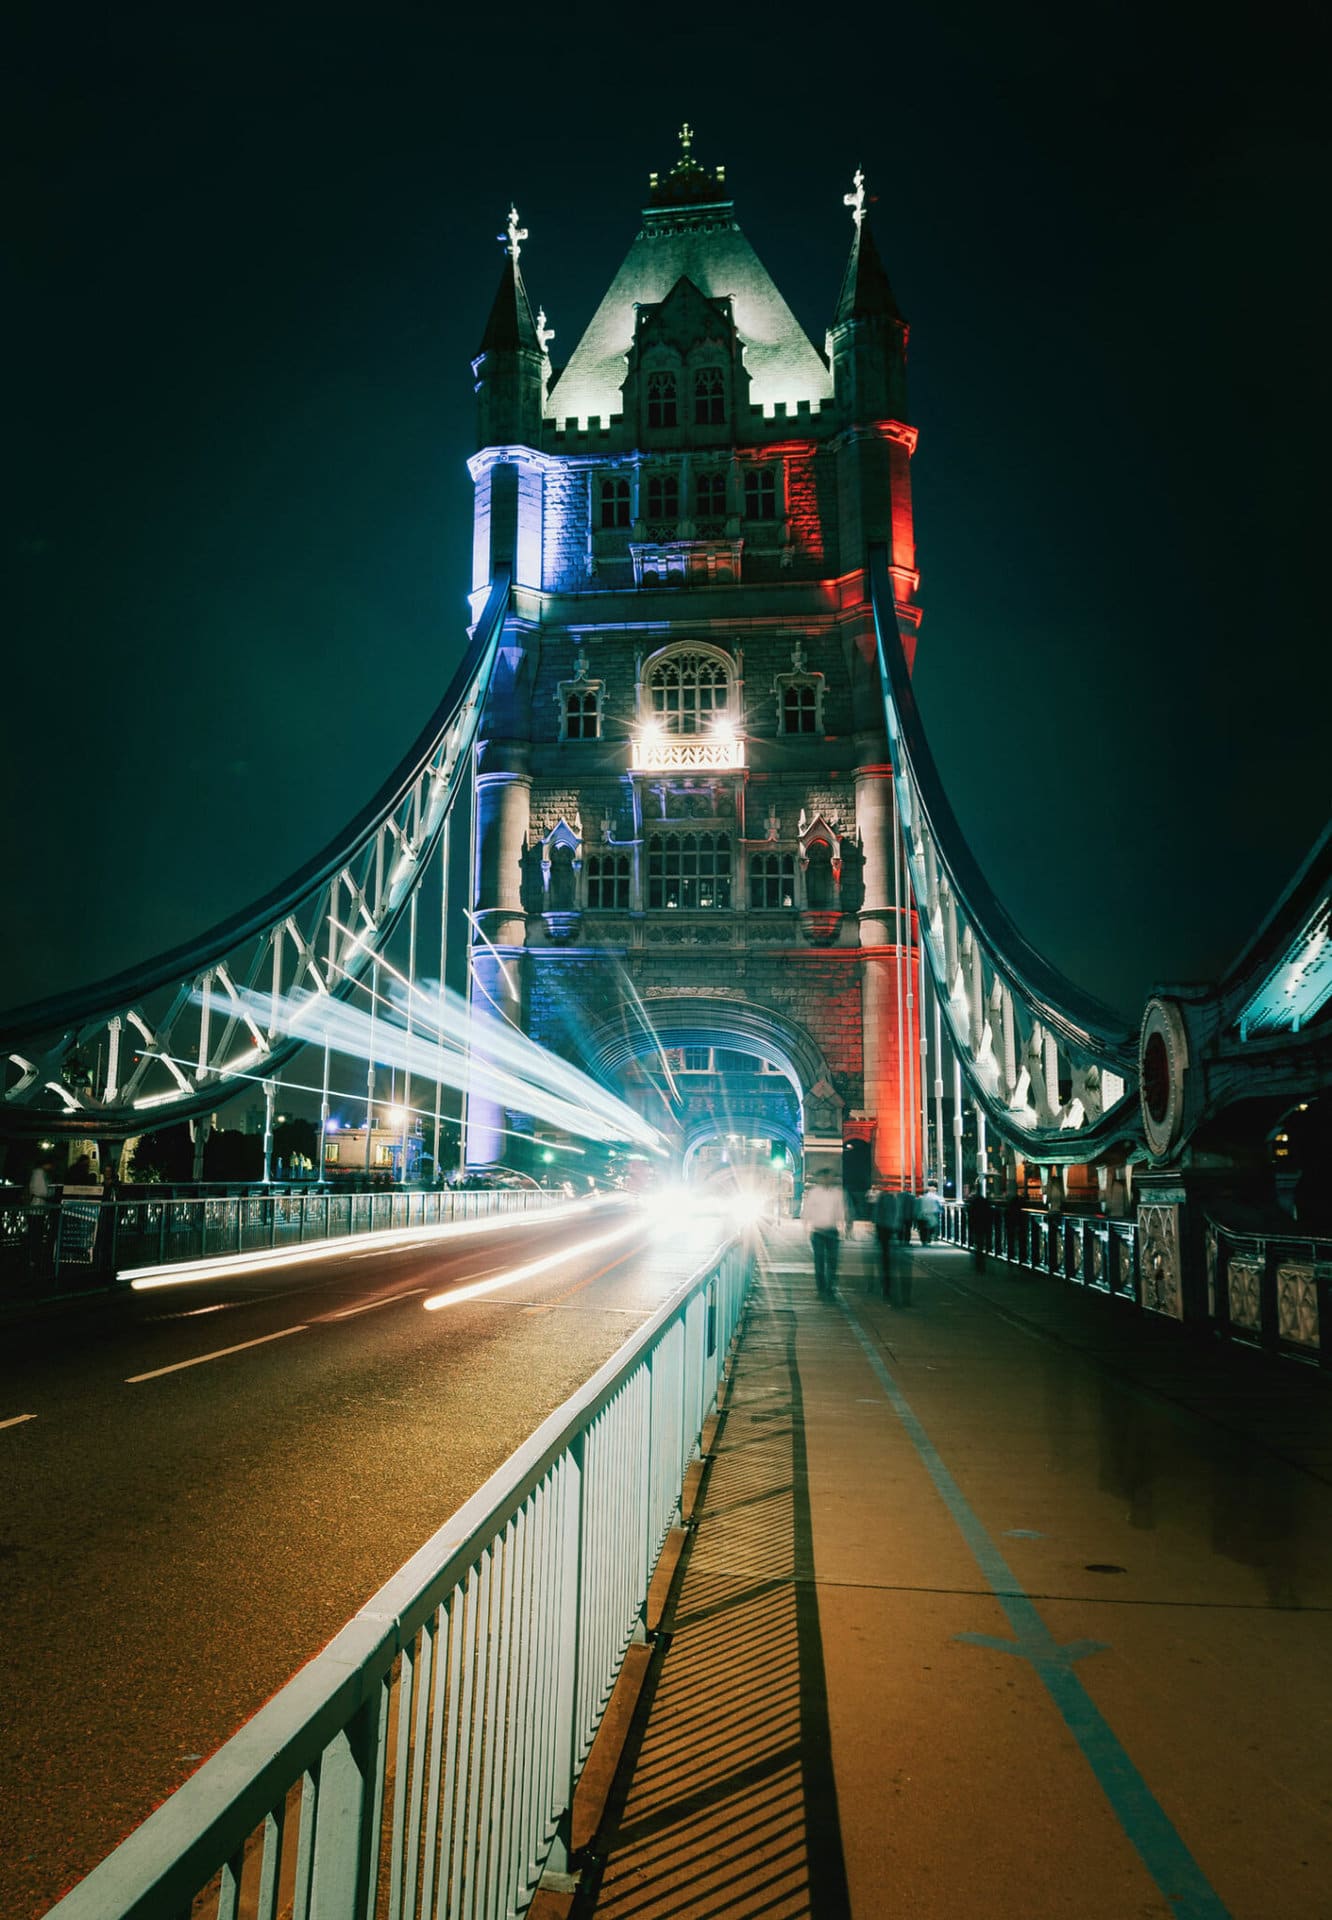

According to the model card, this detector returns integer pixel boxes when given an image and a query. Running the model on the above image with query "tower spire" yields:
[834,169,903,326]
[646,122,727,208]
[473,202,544,448]
[478,202,541,355]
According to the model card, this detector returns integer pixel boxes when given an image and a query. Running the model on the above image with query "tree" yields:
[127,1124,193,1184]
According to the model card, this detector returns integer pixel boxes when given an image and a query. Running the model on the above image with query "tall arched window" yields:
[648,832,732,909]
[646,648,732,734]
[564,689,600,740]
[694,366,725,425]
[645,473,679,522]
[695,471,727,519]
[782,683,818,733]
[647,372,677,429]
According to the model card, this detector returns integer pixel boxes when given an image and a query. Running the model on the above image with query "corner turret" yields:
[827,170,920,650]
[472,207,547,450]
[829,171,909,422]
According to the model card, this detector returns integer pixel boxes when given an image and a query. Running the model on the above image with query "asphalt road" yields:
[0,1198,726,1920]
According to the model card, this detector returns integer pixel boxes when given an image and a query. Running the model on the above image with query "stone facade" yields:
[465,139,924,1183]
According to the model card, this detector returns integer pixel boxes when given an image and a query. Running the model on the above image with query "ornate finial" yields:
[679,121,694,164]
[844,167,867,228]
[573,647,589,679]
[498,204,528,262]
[790,640,807,673]
[765,806,781,843]
[536,307,555,353]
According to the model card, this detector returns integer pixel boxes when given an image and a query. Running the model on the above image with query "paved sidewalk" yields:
[569,1221,1332,1920]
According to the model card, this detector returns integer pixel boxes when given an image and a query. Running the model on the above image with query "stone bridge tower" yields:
[466,138,924,1190]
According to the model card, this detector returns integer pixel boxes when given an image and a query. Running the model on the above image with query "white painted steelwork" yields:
[868,548,1140,1163]
[0,575,511,1142]
[40,1234,751,1920]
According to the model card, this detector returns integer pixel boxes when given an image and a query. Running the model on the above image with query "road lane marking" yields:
[1,1413,36,1431]
[126,1326,307,1383]
[520,1245,641,1313]
[841,1301,1233,1920]
[325,1289,428,1320]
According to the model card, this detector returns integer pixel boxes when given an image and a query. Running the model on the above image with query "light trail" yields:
[422,1218,647,1312]
[210,980,665,1153]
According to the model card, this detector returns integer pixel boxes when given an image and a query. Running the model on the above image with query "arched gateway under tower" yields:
[465,136,926,1189]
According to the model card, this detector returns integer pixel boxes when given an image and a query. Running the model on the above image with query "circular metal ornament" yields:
[1138,997,1189,1159]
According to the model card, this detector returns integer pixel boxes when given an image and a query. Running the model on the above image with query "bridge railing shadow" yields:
[575,1266,851,1920]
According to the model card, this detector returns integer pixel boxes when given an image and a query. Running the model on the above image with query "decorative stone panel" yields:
[1113,1233,1135,1300]
[1227,1256,1262,1333]
[1138,1200,1183,1319]
[1276,1263,1319,1347]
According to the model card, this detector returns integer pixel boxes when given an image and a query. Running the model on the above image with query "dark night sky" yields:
[7,4,1329,1027]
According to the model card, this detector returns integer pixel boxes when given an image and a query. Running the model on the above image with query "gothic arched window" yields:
[646,647,732,734]
[647,371,677,429]
[645,473,679,522]
[564,689,600,740]
[695,471,727,519]
[782,683,818,733]
[694,366,725,425]
[648,832,732,910]
[586,852,630,910]
[599,477,630,529]
[750,852,796,909]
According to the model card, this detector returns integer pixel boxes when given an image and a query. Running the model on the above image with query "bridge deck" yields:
[564,1223,1332,1920]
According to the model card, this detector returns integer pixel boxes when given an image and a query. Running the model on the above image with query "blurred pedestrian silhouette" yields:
[966,1185,993,1271]
[802,1169,847,1296]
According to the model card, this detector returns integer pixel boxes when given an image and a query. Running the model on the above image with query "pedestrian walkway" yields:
[567,1222,1332,1920]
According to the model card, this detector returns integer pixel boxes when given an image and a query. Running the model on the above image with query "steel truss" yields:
[869,547,1141,1164]
[0,575,511,1142]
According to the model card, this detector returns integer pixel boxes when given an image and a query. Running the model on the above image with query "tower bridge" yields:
[7,131,1332,1920]
[3,133,1329,1321]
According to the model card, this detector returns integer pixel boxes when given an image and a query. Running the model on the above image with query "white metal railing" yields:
[1,1185,563,1293]
[41,1234,751,1920]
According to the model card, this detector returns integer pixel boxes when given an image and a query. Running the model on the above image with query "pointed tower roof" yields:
[547,129,833,425]
[478,205,542,355]
[835,170,904,325]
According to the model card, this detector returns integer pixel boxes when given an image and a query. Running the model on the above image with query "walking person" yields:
[802,1168,847,1297]
[965,1184,993,1272]
[873,1184,903,1300]
[25,1155,59,1278]
[916,1179,943,1247]
[899,1186,918,1245]
[1046,1170,1064,1269]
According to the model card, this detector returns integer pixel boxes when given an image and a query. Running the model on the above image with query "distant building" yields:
[465,134,922,1186]
[323,1122,422,1183]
